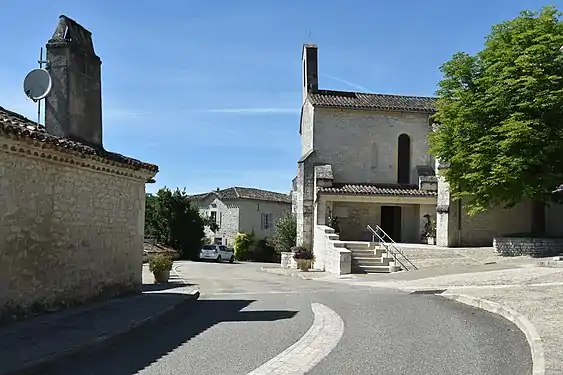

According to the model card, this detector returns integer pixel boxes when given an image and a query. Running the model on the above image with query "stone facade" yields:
[494,237,563,257]
[0,15,157,320]
[192,187,292,246]
[292,44,437,250]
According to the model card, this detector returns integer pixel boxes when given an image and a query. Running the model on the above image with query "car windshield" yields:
[202,245,215,250]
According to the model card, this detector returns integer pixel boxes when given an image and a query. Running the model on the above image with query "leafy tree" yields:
[430,6,563,234]
[268,213,297,253]
[233,231,254,261]
[144,187,205,260]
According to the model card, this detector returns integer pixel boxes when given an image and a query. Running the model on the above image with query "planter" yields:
[296,259,312,272]
[427,237,435,245]
[153,270,170,284]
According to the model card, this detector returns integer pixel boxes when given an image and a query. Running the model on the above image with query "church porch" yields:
[315,184,437,244]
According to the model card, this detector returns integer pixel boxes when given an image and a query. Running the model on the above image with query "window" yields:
[397,133,411,184]
[261,213,273,230]
[210,211,217,223]
[214,237,223,245]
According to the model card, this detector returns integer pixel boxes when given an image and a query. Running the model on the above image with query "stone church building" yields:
[0,16,157,319]
[292,44,563,263]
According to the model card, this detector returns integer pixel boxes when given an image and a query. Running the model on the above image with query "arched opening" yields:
[397,133,411,184]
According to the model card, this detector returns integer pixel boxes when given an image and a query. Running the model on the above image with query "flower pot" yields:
[427,237,435,245]
[296,259,312,272]
[153,270,170,284]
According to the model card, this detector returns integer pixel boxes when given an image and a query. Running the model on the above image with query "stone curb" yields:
[440,292,545,375]
[2,289,200,375]
[261,267,311,279]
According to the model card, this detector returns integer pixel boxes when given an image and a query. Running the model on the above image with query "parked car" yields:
[199,244,235,263]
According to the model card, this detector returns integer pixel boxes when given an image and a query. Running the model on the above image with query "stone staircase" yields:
[346,242,399,273]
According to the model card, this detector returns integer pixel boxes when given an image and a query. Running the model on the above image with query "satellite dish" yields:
[23,68,52,101]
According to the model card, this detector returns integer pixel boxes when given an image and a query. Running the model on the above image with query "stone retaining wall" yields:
[493,237,563,258]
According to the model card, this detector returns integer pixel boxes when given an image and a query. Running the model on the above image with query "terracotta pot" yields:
[153,270,170,284]
[296,259,312,272]
[427,237,435,245]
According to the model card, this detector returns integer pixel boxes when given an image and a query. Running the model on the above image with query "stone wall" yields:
[0,143,152,320]
[493,237,563,258]
[313,225,351,275]
[312,107,434,185]
[196,196,240,247]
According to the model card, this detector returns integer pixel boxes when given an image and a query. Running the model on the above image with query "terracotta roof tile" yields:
[0,106,158,173]
[308,90,437,113]
[318,183,437,197]
[190,186,292,204]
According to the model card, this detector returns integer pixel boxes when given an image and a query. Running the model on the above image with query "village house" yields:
[0,15,157,319]
[292,44,563,274]
[190,187,292,246]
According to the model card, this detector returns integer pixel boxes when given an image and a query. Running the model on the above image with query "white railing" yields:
[366,225,418,271]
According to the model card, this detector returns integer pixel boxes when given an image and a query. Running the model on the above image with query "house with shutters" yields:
[190,187,292,247]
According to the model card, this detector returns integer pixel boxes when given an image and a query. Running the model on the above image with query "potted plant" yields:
[293,248,315,272]
[148,253,173,284]
[423,214,436,245]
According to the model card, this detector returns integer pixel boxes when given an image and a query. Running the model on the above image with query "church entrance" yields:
[380,205,402,242]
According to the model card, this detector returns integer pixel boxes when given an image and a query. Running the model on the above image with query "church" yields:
[291,44,563,273]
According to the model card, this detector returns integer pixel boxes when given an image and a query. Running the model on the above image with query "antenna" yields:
[23,47,51,126]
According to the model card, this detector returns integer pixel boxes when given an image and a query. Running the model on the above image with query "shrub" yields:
[249,238,279,263]
[268,213,297,253]
[149,254,173,274]
[234,232,254,261]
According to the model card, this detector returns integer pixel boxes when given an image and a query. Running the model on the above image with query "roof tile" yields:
[190,186,292,204]
[318,183,437,197]
[0,106,158,173]
[308,90,437,113]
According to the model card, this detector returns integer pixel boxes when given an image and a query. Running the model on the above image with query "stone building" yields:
[0,15,158,319]
[190,187,292,246]
[293,44,438,252]
[292,43,563,262]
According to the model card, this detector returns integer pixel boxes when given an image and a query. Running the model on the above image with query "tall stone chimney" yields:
[302,44,318,103]
[45,15,103,149]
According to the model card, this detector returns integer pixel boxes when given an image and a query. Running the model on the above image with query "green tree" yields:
[430,6,563,234]
[233,231,254,261]
[268,213,297,253]
[144,187,205,260]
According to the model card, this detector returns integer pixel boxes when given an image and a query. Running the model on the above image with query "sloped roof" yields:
[308,90,437,113]
[190,186,292,204]
[317,183,437,197]
[0,106,158,173]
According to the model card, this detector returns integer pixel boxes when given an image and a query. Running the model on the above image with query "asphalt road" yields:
[42,261,532,375]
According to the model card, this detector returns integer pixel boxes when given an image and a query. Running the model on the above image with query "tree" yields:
[268,213,297,253]
[429,6,563,234]
[144,187,205,260]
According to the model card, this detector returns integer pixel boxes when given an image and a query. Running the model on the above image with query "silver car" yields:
[199,244,235,263]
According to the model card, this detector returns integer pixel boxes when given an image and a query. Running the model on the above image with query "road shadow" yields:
[141,282,196,292]
[39,295,298,375]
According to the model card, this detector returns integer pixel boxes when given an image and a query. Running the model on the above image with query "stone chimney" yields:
[302,44,318,103]
[45,15,103,149]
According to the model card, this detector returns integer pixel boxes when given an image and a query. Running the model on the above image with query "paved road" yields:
[42,261,532,375]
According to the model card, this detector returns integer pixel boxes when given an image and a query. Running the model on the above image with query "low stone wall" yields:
[313,225,351,275]
[280,252,297,269]
[493,237,563,258]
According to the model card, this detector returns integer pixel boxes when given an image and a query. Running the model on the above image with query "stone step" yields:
[350,249,387,257]
[352,265,392,273]
[352,257,392,266]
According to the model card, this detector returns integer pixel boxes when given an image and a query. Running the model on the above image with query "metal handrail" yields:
[366,225,418,271]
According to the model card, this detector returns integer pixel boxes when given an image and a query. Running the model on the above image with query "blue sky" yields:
[0,0,559,194]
